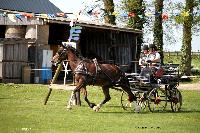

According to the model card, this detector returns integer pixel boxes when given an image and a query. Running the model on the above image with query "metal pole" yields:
[44,63,62,105]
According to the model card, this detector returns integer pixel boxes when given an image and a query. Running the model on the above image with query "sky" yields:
[49,0,200,52]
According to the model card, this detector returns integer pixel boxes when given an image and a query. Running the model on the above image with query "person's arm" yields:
[139,58,142,65]
[151,52,160,63]
[139,53,144,66]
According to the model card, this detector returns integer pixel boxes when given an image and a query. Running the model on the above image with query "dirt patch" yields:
[178,81,200,90]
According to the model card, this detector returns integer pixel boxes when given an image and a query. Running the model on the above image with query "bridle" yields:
[56,48,81,65]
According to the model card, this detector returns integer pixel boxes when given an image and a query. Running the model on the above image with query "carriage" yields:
[121,63,182,112]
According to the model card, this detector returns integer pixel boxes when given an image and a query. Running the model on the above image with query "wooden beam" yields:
[48,19,142,34]
[0,16,44,25]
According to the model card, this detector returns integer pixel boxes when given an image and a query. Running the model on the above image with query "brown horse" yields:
[52,45,136,111]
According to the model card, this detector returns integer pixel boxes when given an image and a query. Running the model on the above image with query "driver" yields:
[139,45,149,66]
[139,45,151,78]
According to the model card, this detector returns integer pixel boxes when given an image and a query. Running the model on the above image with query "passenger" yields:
[147,44,161,67]
[147,44,163,79]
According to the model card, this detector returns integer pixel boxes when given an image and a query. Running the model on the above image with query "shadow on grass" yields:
[0,97,14,100]
[98,106,200,114]
[98,110,200,114]
[166,109,200,113]
[42,103,200,114]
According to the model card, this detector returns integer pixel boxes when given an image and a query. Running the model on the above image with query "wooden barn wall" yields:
[48,23,70,45]
[0,25,6,38]
[0,39,28,83]
[80,28,110,62]
[80,28,138,72]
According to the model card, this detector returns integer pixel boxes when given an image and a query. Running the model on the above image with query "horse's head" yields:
[52,45,84,65]
[52,46,67,64]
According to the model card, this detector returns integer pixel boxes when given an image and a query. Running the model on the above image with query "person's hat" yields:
[149,44,156,49]
[142,45,149,50]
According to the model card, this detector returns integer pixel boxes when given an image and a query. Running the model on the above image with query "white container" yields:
[34,77,39,83]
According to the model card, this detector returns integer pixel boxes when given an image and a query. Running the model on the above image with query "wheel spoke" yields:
[170,89,182,112]
[148,88,167,112]
[121,91,148,112]
[121,91,134,111]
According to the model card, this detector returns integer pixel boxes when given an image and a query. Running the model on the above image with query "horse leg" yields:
[75,91,81,106]
[68,78,96,109]
[67,91,76,110]
[93,86,111,112]
[81,87,96,108]
[67,80,84,109]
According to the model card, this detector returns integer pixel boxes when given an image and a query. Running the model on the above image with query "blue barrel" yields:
[41,67,52,83]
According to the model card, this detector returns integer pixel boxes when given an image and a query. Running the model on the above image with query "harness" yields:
[74,58,114,85]
[92,58,101,82]
[74,61,88,75]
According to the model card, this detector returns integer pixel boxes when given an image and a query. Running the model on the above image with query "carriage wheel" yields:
[121,91,134,111]
[137,92,148,111]
[170,89,182,112]
[148,88,167,112]
[121,91,147,112]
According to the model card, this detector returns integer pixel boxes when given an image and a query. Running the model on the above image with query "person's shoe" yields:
[134,101,141,113]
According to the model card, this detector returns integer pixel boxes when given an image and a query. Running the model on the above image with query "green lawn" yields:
[164,53,200,69]
[0,84,200,133]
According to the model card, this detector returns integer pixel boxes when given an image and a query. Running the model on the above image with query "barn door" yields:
[0,39,28,83]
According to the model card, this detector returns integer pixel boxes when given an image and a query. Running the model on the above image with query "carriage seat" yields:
[160,75,179,84]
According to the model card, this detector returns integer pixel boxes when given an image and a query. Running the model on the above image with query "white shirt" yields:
[148,51,161,65]
[139,53,149,66]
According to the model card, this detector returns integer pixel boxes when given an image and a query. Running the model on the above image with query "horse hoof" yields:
[90,103,96,108]
[67,105,72,110]
[93,105,100,112]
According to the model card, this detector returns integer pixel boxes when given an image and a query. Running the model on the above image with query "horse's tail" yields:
[112,73,130,91]
[116,67,130,88]
[117,68,136,102]
[122,73,131,88]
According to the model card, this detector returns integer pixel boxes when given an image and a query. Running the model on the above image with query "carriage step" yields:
[125,73,139,76]
[129,80,138,83]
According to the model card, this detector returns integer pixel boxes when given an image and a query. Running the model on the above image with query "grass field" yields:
[0,83,200,133]
[164,52,200,70]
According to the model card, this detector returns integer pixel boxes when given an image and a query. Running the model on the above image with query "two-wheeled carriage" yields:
[121,64,182,112]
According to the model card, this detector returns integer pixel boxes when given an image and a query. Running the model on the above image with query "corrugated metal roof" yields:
[0,8,142,33]
[0,0,62,14]
[47,18,142,34]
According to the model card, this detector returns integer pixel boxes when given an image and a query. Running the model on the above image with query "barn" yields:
[0,0,142,83]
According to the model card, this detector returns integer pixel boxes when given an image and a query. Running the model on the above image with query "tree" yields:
[180,0,194,76]
[153,0,164,64]
[122,0,145,30]
[103,0,116,25]
[122,0,145,61]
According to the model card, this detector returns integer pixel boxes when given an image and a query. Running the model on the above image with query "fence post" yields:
[44,63,62,105]
[168,52,170,57]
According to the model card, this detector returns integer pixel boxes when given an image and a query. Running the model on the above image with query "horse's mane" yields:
[65,45,103,63]
[66,45,84,60]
